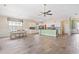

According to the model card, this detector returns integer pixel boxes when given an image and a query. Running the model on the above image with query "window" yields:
[8,18,23,32]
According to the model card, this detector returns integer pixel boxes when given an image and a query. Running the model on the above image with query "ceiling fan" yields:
[40,4,52,17]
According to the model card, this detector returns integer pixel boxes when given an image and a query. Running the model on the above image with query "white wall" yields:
[63,19,71,35]
[0,16,10,37]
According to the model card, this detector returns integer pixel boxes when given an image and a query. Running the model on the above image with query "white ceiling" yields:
[0,4,79,21]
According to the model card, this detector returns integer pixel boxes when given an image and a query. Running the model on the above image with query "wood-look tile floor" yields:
[0,34,79,54]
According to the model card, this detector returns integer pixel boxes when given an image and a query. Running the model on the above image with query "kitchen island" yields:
[40,29,57,36]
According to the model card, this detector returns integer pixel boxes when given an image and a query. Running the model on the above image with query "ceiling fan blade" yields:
[47,10,51,13]
[45,10,51,14]
[40,12,44,14]
[47,13,52,15]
